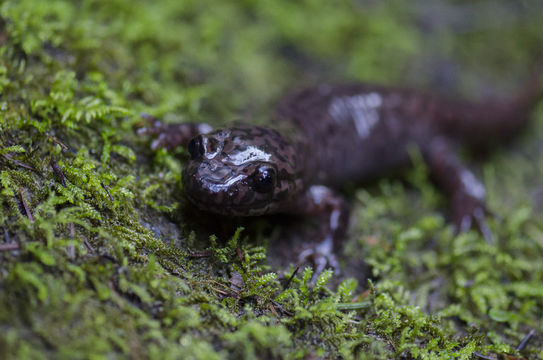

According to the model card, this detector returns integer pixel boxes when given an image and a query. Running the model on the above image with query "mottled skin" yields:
[182,126,304,216]
[142,74,542,275]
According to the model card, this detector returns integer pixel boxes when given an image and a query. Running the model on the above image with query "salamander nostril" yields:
[188,135,204,159]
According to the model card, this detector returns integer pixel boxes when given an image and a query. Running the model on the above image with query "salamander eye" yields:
[252,166,276,193]
[188,135,204,159]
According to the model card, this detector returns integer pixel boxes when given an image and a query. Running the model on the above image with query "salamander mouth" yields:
[182,165,256,216]
[183,189,259,216]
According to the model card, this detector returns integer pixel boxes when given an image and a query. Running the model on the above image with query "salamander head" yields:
[182,126,302,216]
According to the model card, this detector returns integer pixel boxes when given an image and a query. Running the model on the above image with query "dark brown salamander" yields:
[142,73,543,275]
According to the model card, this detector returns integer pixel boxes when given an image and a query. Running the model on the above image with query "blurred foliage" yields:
[1,0,543,359]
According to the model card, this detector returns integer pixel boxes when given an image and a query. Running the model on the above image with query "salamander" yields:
[142,72,542,275]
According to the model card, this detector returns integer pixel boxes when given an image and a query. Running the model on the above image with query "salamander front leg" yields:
[293,185,350,280]
[138,113,213,150]
[423,137,493,242]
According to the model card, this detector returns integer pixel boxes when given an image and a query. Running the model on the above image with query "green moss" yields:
[1,0,543,359]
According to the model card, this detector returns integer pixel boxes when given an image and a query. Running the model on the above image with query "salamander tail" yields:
[443,61,543,147]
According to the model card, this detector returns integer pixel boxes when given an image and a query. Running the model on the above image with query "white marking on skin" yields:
[460,170,485,200]
[203,137,221,160]
[328,92,382,138]
[329,98,348,123]
[227,146,272,165]
[316,235,333,255]
[330,208,340,231]
[309,185,329,205]
[151,138,162,150]
[198,123,213,134]
[207,174,247,192]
